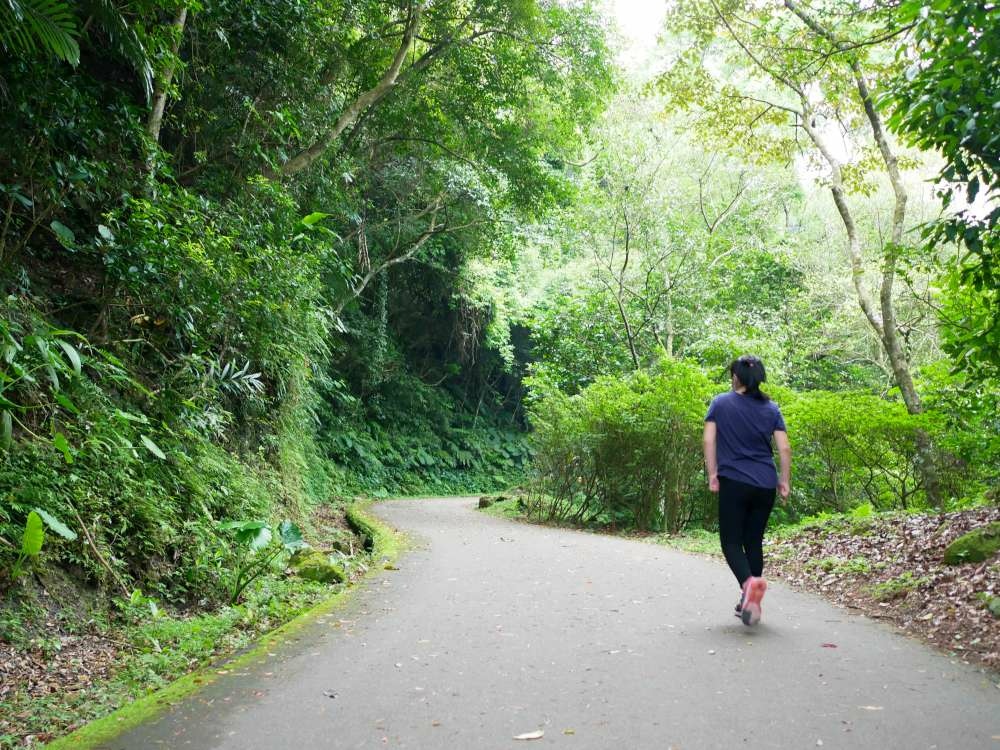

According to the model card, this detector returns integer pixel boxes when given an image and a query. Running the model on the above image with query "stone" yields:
[942,522,1000,565]
[478,496,494,509]
[289,550,346,583]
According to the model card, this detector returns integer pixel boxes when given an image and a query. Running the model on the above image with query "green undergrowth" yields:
[479,493,997,564]
[648,528,721,556]
[1,576,331,749]
[322,377,530,498]
[1,504,402,750]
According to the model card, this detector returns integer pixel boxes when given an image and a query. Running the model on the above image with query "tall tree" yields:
[660,0,926,412]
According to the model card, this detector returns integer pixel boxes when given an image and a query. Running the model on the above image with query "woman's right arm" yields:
[774,429,791,501]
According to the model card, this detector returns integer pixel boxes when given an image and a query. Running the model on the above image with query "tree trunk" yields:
[785,0,941,504]
[799,109,884,336]
[147,6,189,146]
[852,63,924,414]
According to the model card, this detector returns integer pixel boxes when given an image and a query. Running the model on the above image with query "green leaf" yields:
[301,212,330,226]
[50,220,76,247]
[1,410,11,449]
[220,520,273,550]
[53,431,73,463]
[278,520,306,552]
[114,409,148,423]
[219,520,267,532]
[248,525,272,552]
[33,507,77,540]
[54,392,80,414]
[140,434,166,459]
[22,511,44,557]
[55,339,82,375]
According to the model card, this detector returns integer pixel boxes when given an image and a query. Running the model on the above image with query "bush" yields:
[780,391,956,514]
[527,358,714,532]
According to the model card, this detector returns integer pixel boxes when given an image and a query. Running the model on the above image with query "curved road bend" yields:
[102,498,999,749]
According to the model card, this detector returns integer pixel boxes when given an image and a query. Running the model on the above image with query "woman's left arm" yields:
[703,421,719,493]
[773,429,791,502]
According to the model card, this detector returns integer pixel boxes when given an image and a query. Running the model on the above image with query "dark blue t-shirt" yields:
[704,391,786,489]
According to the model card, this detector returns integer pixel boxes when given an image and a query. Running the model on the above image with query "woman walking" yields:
[703,355,791,626]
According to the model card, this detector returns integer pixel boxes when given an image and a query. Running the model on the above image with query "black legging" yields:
[718,476,776,586]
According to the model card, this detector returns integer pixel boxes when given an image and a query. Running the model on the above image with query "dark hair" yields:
[729,354,770,401]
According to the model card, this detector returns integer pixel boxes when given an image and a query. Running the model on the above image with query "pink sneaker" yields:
[741,577,767,626]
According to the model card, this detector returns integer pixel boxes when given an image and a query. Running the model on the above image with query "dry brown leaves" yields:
[0,631,120,745]
[767,506,1000,672]
[0,634,119,701]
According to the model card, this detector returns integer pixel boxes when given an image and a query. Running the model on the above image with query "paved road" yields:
[103,498,999,749]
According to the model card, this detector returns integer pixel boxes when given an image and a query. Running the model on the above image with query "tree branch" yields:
[273,2,425,179]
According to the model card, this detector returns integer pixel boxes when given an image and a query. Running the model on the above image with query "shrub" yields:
[527,358,714,532]
[780,391,956,514]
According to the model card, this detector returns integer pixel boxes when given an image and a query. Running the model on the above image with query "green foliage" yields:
[0,0,79,65]
[220,519,308,604]
[4,506,74,582]
[807,555,874,576]
[976,592,1000,619]
[780,391,957,514]
[886,0,1000,381]
[8,511,43,582]
[322,379,530,496]
[527,359,714,532]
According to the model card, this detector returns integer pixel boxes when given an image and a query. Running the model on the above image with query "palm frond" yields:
[0,0,80,65]
[82,0,153,99]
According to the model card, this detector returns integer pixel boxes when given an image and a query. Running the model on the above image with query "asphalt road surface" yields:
[102,498,1000,749]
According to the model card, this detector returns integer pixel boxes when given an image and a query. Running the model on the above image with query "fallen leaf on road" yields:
[821,643,838,649]
[563,729,575,735]
[513,730,544,740]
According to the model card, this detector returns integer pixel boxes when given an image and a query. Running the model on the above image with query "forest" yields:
[0,0,998,745]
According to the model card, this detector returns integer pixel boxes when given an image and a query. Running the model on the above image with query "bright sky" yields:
[603,0,668,73]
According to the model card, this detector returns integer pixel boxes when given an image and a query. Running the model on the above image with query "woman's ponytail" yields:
[729,355,770,401]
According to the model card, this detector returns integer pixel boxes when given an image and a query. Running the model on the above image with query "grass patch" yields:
[478,495,527,521]
[0,576,332,749]
[651,528,720,556]
[869,572,932,602]
[806,555,875,576]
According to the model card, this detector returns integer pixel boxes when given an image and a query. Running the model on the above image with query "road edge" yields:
[42,501,406,750]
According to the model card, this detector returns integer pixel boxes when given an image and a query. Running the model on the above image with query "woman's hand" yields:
[777,479,790,503]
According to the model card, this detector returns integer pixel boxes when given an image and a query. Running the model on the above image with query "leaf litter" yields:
[767,506,1000,672]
